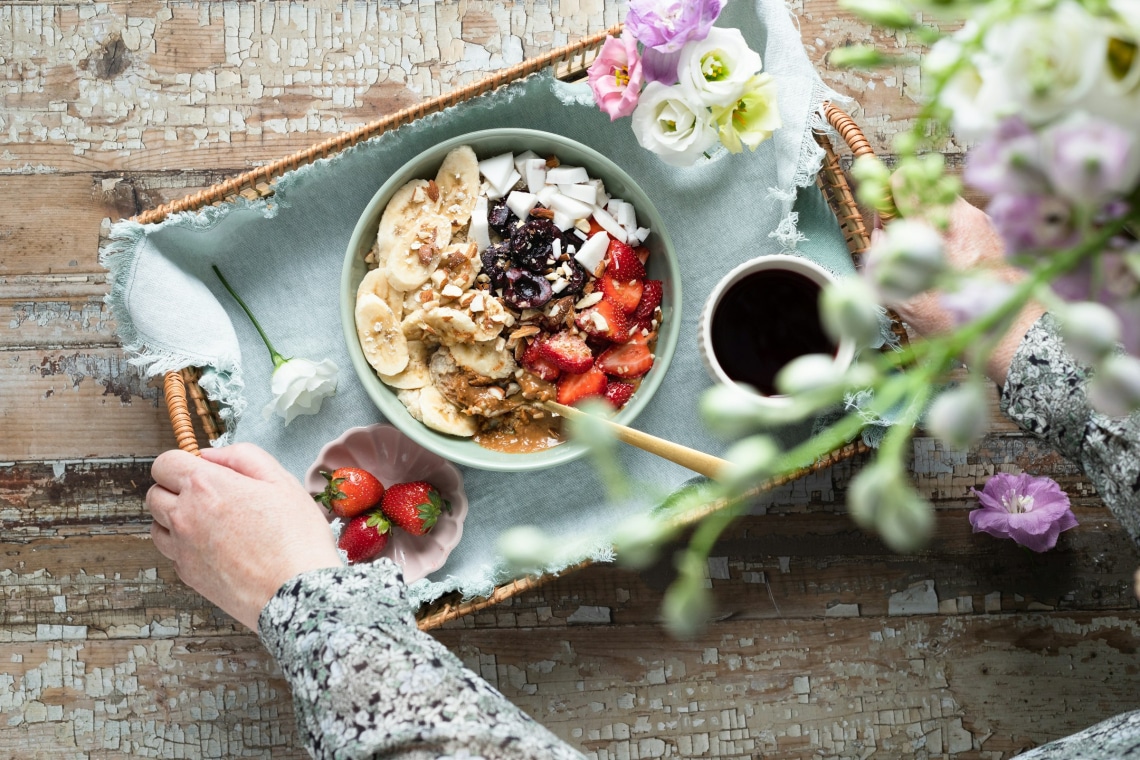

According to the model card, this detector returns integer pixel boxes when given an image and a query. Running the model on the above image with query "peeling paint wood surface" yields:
[3,2,1139,758]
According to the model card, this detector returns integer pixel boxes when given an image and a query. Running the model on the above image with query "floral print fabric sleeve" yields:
[258,560,587,760]
[1001,313,1140,547]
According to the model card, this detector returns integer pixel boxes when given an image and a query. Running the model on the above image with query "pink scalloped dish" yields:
[304,424,468,583]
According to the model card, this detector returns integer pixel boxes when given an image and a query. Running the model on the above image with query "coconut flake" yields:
[478,153,515,193]
[549,192,594,221]
[506,190,539,221]
[513,150,538,175]
[616,201,636,230]
[471,196,490,251]
[524,158,548,194]
[592,207,627,243]
[546,165,590,184]
[558,183,598,205]
[552,211,575,232]
[635,226,651,243]
[574,231,609,274]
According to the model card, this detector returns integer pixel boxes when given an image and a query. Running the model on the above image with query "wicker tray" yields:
[142,27,883,631]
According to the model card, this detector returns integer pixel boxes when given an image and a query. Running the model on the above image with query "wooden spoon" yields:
[542,401,728,480]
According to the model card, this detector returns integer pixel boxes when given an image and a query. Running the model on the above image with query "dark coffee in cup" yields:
[709,269,835,395]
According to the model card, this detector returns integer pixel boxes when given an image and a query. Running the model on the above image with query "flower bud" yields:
[925,383,989,449]
[864,219,945,302]
[1059,301,1122,364]
[775,353,846,395]
[497,526,555,571]
[721,435,780,492]
[839,0,914,28]
[820,277,885,349]
[1089,354,1140,418]
[847,461,895,529]
[851,155,895,213]
[847,460,933,551]
[662,561,714,639]
[828,44,890,68]
[611,514,669,570]
[876,488,934,553]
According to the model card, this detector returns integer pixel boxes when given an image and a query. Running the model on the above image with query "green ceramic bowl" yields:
[341,128,681,472]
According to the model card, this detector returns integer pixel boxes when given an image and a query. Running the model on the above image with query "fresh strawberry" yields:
[557,365,608,405]
[338,509,391,564]
[631,279,663,332]
[596,334,655,379]
[574,299,631,342]
[603,380,635,408]
[600,272,644,314]
[522,340,562,382]
[381,481,451,536]
[634,245,651,265]
[605,239,646,281]
[315,467,385,519]
[538,331,594,374]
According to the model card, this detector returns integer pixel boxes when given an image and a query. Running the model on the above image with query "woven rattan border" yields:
[135,32,884,631]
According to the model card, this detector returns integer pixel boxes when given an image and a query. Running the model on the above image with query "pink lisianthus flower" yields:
[969,473,1078,552]
[587,33,644,120]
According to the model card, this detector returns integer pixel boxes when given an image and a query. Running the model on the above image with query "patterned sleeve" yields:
[1001,312,1140,545]
[258,560,586,760]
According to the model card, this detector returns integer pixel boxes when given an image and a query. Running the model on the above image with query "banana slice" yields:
[419,385,478,437]
[376,179,438,266]
[357,267,390,301]
[448,340,517,380]
[422,306,479,345]
[401,308,428,342]
[379,340,431,389]
[435,145,481,229]
[397,389,423,421]
[437,241,479,291]
[386,218,451,291]
[355,293,409,376]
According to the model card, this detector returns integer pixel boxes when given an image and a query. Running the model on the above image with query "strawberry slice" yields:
[574,299,632,342]
[557,365,608,406]
[522,340,562,382]
[600,273,643,314]
[603,380,635,408]
[597,335,654,379]
[631,279,663,332]
[605,239,646,281]
[537,331,594,374]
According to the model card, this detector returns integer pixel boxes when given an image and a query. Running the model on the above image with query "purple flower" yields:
[1052,252,1140,356]
[1043,117,1140,207]
[640,48,684,85]
[964,117,1048,197]
[986,193,1079,254]
[938,278,1015,327]
[969,473,1078,552]
[625,0,726,53]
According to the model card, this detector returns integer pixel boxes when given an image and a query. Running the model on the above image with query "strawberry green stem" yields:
[212,265,288,369]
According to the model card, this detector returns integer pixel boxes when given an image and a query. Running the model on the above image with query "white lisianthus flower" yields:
[631,81,719,167]
[263,357,339,425]
[1082,0,1140,130]
[712,73,781,153]
[678,27,763,108]
[925,29,1008,141]
[985,1,1109,127]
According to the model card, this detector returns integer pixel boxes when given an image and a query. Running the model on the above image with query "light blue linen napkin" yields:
[101,1,862,605]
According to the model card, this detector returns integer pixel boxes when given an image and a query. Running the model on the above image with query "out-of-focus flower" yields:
[662,554,714,638]
[1089,354,1140,417]
[1058,301,1123,364]
[263,357,339,425]
[986,193,1078,254]
[625,0,726,53]
[587,32,644,121]
[925,383,989,449]
[926,29,1005,141]
[213,265,339,426]
[938,277,1015,327]
[963,117,1048,197]
[863,219,946,302]
[969,473,1078,552]
[1042,117,1140,206]
[1052,252,1140,356]
[986,2,1108,127]
[848,460,933,552]
[839,0,913,29]
[630,82,719,167]
[821,276,884,349]
[711,73,780,153]
[679,27,762,107]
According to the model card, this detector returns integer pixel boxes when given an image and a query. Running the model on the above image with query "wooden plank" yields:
[3,612,1134,758]
[0,348,176,460]
[436,612,1140,758]
[0,1,925,174]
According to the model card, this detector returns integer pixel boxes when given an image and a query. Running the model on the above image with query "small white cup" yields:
[698,254,856,406]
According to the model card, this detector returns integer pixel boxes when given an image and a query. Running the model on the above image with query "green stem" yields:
[212,265,288,369]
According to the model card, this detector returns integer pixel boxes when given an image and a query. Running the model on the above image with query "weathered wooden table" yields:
[4,3,1139,758]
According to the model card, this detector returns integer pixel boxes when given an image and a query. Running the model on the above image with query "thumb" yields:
[200,442,295,485]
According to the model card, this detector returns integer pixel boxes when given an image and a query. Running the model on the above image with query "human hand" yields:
[147,443,342,631]
[885,198,1045,384]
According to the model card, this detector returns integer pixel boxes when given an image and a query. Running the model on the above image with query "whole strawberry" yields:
[338,509,391,564]
[315,467,385,519]
[381,481,451,536]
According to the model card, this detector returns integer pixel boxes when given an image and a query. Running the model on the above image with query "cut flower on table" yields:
[969,473,1078,552]
[588,0,779,165]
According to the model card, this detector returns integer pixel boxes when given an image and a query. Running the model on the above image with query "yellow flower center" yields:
[613,65,630,88]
